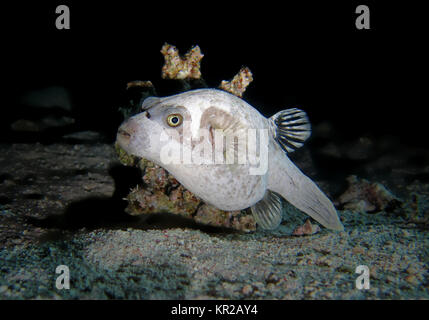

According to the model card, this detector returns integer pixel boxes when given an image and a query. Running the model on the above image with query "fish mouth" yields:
[118,128,131,138]
[116,125,133,148]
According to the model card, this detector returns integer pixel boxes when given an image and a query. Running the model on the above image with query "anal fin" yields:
[250,190,283,230]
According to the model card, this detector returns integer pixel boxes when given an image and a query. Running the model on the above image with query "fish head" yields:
[116,95,194,165]
[117,88,255,170]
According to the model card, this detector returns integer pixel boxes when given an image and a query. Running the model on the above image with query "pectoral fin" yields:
[269,108,311,153]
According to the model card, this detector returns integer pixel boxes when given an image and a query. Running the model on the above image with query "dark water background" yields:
[0,2,428,302]
[0,2,425,147]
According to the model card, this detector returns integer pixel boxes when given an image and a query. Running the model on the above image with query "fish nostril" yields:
[146,111,151,119]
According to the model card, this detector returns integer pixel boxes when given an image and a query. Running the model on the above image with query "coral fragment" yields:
[292,219,321,236]
[126,80,154,90]
[160,43,203,80]
[219,67,253,97]
[336,175,402,213]
[115,145,255,231]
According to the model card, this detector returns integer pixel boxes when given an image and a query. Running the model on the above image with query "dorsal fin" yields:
[250,190,283,230]
[269,108,311,153]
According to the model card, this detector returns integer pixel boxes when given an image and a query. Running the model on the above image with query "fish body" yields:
[117,88,344,231]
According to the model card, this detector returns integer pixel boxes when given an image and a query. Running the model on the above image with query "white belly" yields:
[166,163,267,211]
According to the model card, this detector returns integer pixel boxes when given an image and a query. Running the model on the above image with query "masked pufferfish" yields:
[117,88,344,231]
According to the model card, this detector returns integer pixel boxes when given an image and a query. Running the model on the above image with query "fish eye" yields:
[166,113,183,127]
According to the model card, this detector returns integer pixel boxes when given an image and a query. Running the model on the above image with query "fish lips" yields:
[116,118,140,153]
[116,114,159,160]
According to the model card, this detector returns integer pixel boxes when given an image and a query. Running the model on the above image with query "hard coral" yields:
[116,145,256,231]
[219,67,253,98]
[126,80,154,90]
[160,43,203,80]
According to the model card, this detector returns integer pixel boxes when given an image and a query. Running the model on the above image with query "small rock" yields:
[336,175,402,213]
[386,275,397,283]
[406,265,418,275]
[405,274,419,286]
[292,219,321,236]
[242,284,253,295]
[352,246,366,255]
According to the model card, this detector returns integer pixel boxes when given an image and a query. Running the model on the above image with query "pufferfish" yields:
[116,88,344,231]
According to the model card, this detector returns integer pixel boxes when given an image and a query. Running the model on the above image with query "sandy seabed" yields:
[0,142,428,299]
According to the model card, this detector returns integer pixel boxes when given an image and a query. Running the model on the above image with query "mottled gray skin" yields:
[117,89,343,231]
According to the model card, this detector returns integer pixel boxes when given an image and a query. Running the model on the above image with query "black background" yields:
[1,1,426,146]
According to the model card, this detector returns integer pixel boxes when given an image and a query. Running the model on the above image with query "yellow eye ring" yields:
[166,113,183,127]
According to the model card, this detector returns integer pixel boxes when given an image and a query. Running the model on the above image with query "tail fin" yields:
[268,155,344,231]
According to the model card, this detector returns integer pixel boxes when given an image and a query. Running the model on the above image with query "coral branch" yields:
[219,67,253,97]
[161,43,204,80]
[126,80,154,90]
